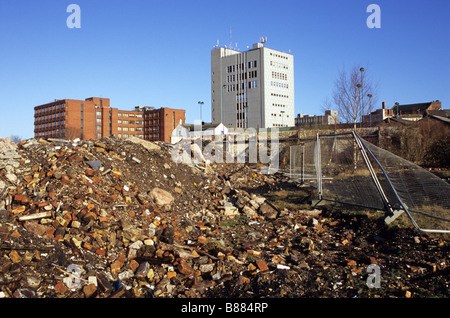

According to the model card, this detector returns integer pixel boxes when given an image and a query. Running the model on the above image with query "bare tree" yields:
[62,126,82,140]
[324,65,378,126]
[9,135,23,143]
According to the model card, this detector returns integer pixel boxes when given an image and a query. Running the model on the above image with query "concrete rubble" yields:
[0,136,448,298]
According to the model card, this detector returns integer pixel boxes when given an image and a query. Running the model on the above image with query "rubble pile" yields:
[0,136,448,298]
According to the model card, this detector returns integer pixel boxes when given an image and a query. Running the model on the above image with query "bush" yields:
[424,137,450,168]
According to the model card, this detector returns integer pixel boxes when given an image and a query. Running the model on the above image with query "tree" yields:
[63,126,82,140]
[424,137,450,168]
[324,65,378,126]
[9,135,23,143]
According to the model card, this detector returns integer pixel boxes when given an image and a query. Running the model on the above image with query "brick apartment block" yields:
[34,97,186,143]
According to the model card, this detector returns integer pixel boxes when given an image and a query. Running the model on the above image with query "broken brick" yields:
[54,281,68,294]
[255,259,269,272]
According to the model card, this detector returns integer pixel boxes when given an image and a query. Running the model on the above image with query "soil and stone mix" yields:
[0,136,448,298]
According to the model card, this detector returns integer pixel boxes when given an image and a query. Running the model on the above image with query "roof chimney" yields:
[382,101,386,110]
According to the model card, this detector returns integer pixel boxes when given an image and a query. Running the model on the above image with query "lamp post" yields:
[198,101,204,124]
[367,94,372,127]
[355,84,362,130]
[360,67,365,127]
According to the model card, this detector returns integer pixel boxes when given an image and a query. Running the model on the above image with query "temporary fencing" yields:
[289,131,450,233]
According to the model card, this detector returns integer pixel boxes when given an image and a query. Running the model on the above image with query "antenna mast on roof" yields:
[229,27,232,50]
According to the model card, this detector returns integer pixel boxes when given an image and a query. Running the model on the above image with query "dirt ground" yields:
[0,137,448,299]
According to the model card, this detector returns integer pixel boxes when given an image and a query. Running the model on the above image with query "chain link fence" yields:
[290,132,450,233]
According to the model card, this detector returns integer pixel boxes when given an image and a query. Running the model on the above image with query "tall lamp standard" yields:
[355,83,362,130]
[198,101,204,124]
[359,67,365,127]
[367,94,373,127]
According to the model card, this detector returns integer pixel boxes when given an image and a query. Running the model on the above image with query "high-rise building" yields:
[34,97,185,143]
[211,40,295,129]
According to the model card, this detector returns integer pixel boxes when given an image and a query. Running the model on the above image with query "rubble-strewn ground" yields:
[0,137,448,298]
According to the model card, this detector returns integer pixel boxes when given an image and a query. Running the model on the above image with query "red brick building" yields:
[34,97,185,143]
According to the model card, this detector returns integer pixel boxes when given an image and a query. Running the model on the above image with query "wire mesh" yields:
[289,132,450,233]
[360,137,450,232]
[319,134,386,210]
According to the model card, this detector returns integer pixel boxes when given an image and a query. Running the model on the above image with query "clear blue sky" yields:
[0,0,449,139]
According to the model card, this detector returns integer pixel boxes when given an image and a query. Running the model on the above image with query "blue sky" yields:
[0,0,449,139]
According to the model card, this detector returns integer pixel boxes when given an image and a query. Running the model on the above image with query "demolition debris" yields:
[0,136,448,298]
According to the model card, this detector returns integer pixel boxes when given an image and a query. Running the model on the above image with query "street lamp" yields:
[367,94,372,127]
[355,84,362,130]
[198,101,204,123]
[360,67,365,127]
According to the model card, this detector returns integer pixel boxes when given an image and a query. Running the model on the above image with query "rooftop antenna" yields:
[229,27,232,50]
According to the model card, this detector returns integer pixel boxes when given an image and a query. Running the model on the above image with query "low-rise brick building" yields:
[34,97,185,143]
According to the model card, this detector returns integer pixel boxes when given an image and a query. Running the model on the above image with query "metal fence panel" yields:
[289,132,450,233]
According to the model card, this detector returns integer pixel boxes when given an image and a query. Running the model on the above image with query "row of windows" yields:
[36,121,65,129]
[227,61,257,73]
[270,113,290,118]
[270,61,289,70]
[272,103,287,108]
[147,120,160,126]
[35,104,65,114]
[271,93,290,98]
[36,128,64,137]
[118,127,144,132]
[271,81,289,89]
[144,113,160,119]
[117,120,144,125]
[226,81,258,92]
[35,112,65,122]
[236,112,247,120]
[118,113,143,118]
[236,102,248,109]
[236,93,247,101]
[272,71,287,81]
[226,70,258,83]
[270,52,289,60]
[117,134,144,139]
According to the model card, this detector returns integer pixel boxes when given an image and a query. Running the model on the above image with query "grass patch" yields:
[264,188,311,211]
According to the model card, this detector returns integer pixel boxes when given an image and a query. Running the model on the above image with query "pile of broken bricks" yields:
[0,136,448,298]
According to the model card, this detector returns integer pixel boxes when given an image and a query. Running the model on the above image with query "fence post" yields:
[301,143,305,184]
[315,134,322,200]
